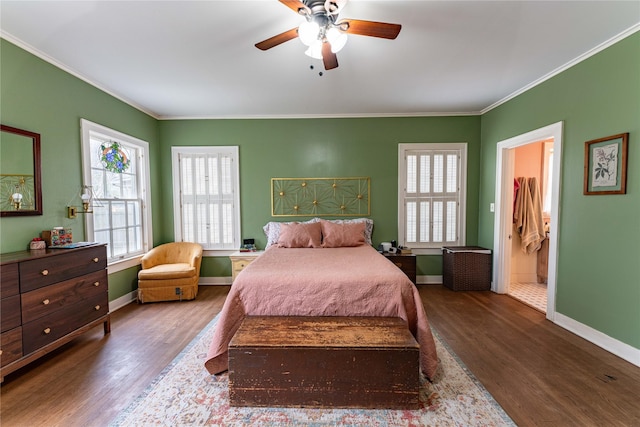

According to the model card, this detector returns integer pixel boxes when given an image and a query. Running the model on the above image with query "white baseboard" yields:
[417,275,442,285]
[108,276,638,368]
[108,277,231,312]
[199,276,232,286]
[416,276,638,366]
[554,312,640,367]
[109,291,137,312]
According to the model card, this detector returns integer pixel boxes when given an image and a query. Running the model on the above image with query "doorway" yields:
[492,122,563,322]
[508,139,553,312]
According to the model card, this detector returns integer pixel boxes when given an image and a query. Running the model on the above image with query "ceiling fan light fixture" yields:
[298,20,320,46]
[326,27,347,53]
[255,0,402,71]
[304,41,323,59]
[324,0,347,15]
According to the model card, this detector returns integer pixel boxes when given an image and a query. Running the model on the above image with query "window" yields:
[80,119,152,268]
[171,146,240,252]
[398,143,467,253]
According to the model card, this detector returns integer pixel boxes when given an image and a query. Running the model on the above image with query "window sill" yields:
[203,249,237,257]
[106,251,236,272]
[407,248,447,256]
[107,255,143,274]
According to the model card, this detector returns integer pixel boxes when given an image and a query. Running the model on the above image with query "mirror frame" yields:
[1,124,43,217]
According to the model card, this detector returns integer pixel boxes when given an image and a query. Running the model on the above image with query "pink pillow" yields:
[277,222,322,248]
[320,220,366,248]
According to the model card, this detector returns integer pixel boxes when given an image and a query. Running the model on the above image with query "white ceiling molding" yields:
[2,2,638,120]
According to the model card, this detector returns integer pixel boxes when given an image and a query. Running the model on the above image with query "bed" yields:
[204,219,439,379]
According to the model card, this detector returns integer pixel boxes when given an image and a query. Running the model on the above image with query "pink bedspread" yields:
[205,245,438,379]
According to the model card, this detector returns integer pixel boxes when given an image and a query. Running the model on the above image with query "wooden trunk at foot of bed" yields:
[228,316,420,409]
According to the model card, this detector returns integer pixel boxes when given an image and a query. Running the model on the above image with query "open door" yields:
[492,122,563,321]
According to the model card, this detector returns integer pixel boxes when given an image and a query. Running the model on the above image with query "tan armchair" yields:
[137,242,203,303]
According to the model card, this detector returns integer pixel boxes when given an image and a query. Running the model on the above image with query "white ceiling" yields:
[1,1,639,119]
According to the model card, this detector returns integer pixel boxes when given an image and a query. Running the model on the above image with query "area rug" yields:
[111,315,515,426]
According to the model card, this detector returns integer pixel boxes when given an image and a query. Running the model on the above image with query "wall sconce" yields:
[7,177,28,210]
[11,187,23,210]
[67,185,96,218]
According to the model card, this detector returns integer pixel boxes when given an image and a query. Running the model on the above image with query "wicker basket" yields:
[442,246,492,291]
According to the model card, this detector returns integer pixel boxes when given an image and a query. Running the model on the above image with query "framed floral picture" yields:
[584,133,628,195]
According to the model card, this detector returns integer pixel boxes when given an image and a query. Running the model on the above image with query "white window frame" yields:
[398,143,467,255]
[80,119,153,273]
[171,146,241,256]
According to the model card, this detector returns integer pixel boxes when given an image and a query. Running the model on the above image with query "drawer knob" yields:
[43,327,51,334]
[42,299,50,305]
[394,262,403,268]
[0,349,3,356]
[41,269,49,276]
[93,257,99,263]
[94,281,100,287]
[95,305,101,311]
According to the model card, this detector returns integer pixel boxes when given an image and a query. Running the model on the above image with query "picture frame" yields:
[583,133,628,195]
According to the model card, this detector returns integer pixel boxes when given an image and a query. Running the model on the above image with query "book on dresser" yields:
[0,243,110,382]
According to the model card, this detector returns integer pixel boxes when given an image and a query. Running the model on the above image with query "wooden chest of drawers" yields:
[0,244,110,381]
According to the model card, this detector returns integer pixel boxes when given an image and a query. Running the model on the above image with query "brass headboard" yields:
[271,177,370,217]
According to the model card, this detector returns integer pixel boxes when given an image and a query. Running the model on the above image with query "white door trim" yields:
[492,121,563,321]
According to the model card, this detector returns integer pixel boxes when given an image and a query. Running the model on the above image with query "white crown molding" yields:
[3,22,639,120]
[481,23,640,115]
[157,111,481,121]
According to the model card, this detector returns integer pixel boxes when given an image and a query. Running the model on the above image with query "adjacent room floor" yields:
[509,281,547,313]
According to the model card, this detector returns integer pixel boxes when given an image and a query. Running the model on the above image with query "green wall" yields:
[1,131,33,173]
[159,116,481,277]
[478,32,640,348]
[0,39,161,300]
[2,30,638,351]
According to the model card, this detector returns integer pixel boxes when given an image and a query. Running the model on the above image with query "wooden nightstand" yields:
[230,251,264,282]
[383,253,417,284]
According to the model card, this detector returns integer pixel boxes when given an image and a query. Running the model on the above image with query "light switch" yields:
[490,203,495,212]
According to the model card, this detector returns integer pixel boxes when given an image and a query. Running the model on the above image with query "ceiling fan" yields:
[255,0,401,71]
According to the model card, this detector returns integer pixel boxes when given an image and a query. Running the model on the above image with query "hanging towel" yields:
[513,178,521,223]
[514,177,546,254]
[513,177,526,225]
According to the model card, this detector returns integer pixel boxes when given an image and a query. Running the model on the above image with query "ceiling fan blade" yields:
[322,41,339,70]
[255,28,299,51]
[340,19,401,39]
[279,0,307,13]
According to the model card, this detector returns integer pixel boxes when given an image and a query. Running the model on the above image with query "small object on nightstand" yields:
[240,238,257,252]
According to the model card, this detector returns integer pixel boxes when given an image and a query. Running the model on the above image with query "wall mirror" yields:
[1,124,43,216]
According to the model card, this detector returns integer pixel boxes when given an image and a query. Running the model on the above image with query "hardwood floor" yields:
[1,285,638,426]
[0,286,229,427]
[420,286,640,427]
